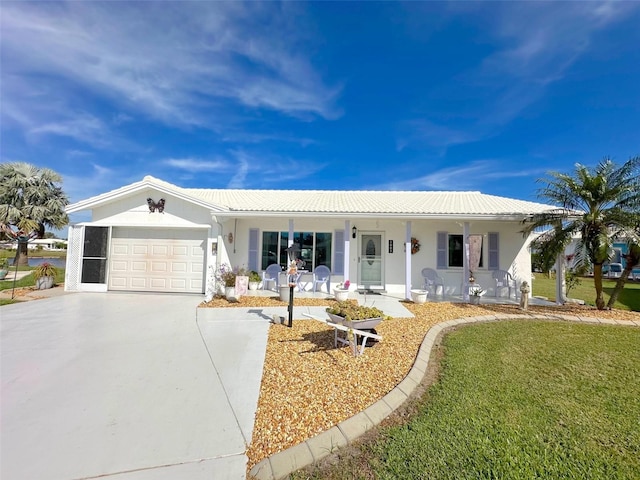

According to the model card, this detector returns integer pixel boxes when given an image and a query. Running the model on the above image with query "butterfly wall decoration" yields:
[147,198,166,213]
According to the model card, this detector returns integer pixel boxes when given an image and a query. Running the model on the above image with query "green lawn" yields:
[294,321,640,479]
[0,267,66,305]
[532,274,640,311]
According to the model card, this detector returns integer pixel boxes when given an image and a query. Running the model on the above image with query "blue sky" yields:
[2,1,639,213]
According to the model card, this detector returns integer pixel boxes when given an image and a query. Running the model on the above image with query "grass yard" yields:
[532,274,640,312]
[294,321,640,479]
[0,268,66,305]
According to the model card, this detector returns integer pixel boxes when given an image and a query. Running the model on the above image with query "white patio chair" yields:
[312,265,331,293]
[492,270,516,298]
[262,264,281,291]
[421,268,445,297]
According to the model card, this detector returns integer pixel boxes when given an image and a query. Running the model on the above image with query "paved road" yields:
[1,292,269,480]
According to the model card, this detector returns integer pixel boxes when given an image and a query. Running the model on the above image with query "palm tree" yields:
[523,156,640,310]
[0,163,69,266]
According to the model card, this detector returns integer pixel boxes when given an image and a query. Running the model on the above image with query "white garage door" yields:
[109,228,206,293]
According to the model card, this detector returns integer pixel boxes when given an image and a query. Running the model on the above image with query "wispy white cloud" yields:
[1,1,341,139]
[227,151,251,189]
[161,149,327,188]
[62,163,120,204]
[402,1,639,151]
[380,160,545,191]
[162,158,228,172]
[396,119,483,152]
[28,113,110,148]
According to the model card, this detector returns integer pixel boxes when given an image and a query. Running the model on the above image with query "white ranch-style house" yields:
[64,176,558,300]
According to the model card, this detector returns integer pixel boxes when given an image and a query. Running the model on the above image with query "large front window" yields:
[448,234,483,268]
[261,231,332,271]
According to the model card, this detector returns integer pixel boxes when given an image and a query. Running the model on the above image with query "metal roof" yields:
[67,175,558,218]
[185,187,555,216]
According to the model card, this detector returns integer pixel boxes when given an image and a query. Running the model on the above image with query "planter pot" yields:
[469,295,481,305]
[410,289,428,304]
[0,269,8,280]
[225,287,238,301]
[249,281,260,291]
[279,284,293,302]
[333,289,349,301]
[35,276,54,290]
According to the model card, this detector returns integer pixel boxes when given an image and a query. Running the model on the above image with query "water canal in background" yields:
[8,257,66,268]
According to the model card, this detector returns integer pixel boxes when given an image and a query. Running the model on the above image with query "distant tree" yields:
[0,163,69,266]
[523,156,640,310]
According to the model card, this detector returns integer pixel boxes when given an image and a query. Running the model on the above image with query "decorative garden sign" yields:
[235,275,248,296]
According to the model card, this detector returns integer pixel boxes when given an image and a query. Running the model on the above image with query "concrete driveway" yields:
[1,293,270,480]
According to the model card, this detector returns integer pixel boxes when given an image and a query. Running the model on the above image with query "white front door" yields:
[358,233,384,290]
[109,227,206,293]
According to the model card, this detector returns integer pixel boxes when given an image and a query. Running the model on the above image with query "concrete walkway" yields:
[1,292,270,480]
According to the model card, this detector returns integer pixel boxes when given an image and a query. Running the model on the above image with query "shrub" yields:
[33,262,57,280]
[249,270,261,282]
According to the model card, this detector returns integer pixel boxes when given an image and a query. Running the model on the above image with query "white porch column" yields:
[463,222,470,301]
[405,221,412,300]
[344,220,351,283]
[288,219,294,248]
[555,253,567,305]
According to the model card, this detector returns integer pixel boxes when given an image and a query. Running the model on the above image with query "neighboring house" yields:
[64,176,557,299]
[563,236,639,279]
[3,238,68,250]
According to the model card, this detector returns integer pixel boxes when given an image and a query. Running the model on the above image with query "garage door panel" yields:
[152,245,169,256]
[132,261,147,272]
[110,277,127,288]
[171,245,188,256]
[170,278,187,289]
[109,228,205,293]
[172,262,187,273]
[112,244,129,255]
[151,262,168,273]
[111,261,128,271]
[130,277,148,288]
[150,278,168,288]
[132,244,149,255]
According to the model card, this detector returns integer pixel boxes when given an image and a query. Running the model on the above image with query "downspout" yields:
[233,218,237,254]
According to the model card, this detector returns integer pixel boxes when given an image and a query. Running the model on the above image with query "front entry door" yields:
[358,233,384,290]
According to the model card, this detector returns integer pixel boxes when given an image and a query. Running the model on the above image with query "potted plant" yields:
[216,264,247,300]
[333,280,350,301]
[248,270,261,290]
[469,286,485,305]
[0,258,9,280]
[325,301,385,330]
[33,262,57,290]
[410,288,428,304]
